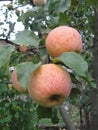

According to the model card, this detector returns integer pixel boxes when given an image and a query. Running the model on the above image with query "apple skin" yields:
[11,69,25,93]
[33,0,47,6]
[46,26,82,57]
[27,64,72,108]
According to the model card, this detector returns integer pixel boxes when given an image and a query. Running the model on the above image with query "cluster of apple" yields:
[12,25,82,108]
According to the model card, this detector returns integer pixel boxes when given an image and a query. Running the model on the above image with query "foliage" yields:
[0,0,95,129]
[0,89,37,130]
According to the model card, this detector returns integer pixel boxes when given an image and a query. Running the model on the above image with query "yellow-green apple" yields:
[27,63,72,108]
[46,26,82,57]
[11,69,25,93]
[33,0,47,6]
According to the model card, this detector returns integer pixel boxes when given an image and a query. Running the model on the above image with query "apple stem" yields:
[59,104,77,130]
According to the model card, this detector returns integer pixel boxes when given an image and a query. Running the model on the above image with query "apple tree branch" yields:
[59,104,77,130]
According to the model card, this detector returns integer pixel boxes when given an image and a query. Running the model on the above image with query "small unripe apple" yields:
[28,64,72,108]
[33,0,47,6]
[46,26,82,57]
[7,4,13,10]
[11,69,24,93]
[15,10,20,16]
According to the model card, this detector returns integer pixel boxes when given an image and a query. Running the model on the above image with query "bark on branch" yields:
[90,7,98,130]
[59,104,77,130]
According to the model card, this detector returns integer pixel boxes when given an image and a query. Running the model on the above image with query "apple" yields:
[11,69,25,93]
[27,63,72,108]
[33,0,47,6]
[15,10,20,16]
[7,4,13,10]
[46,26,82,57]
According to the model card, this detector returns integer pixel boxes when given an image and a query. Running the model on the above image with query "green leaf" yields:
[22,8,38,22]
[51,108,59,124]
[59,13,70,25]
[0,83,8,94]
[37,105,52,119]
[13,30,39,46]
[0,22,4,25]
[16,62,41,91]
[32,53,40,64]
[84,72,96,88]
[45,0,71,14]
[0,44,15,68]
[57,52,88,77]
[86,0,98,8]
[37,106,59,124]
[69,88,81,105]
[22,8,39,27]
[0,115,12,123]
[58,0,71,13]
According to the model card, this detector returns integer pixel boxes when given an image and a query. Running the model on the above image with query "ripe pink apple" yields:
[46,26,82,57]
[27,64,72,108]
[11,69,25,93]
[33,0,47,6]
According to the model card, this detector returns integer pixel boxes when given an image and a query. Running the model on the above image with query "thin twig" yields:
[6,22,16,40]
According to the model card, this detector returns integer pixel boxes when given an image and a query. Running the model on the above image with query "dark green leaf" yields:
[59,13,70,25]
[16,62,41,91]
[37,105,52,119]
[22,8,39,23]
[69,88,81,105]
[0,22,4,25]
[69,73,80,84]
[58,0,71,13]
[84,72,96,88]
[32,53,40,64]
[51,108,59,124]
[0,83,8,94]
[86,0,98,8]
